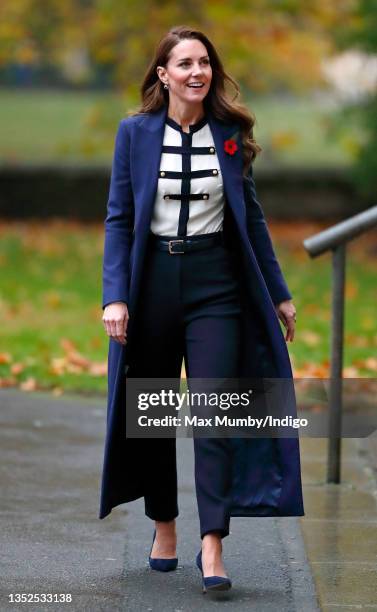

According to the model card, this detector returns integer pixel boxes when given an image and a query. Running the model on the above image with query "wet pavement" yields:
[300,437,377,610]
[1,388,376,610]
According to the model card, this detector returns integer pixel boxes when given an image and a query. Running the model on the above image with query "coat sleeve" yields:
[243,163,292,305]
[102,119,134,310]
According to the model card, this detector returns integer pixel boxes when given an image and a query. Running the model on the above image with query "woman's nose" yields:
[191,66,204,76]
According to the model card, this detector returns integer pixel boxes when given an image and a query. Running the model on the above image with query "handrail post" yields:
[327,243,346,483]
[303,205,377,484]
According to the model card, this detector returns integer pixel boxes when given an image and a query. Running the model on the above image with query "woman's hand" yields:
[275,299,296,342]
[102,302,129,345]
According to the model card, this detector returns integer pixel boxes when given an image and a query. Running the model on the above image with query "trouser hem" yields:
[145,510,179,522]
[200,524,230,540]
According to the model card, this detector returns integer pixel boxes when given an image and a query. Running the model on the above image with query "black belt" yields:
[149,231,224,254]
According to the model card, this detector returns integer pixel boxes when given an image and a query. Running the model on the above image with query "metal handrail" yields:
[303,206,377,256]
[302,205,377,484]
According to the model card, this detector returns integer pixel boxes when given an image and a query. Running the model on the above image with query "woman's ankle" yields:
[155,519,176,537]
[201,533,227,577]
[202,531,222,550]
[151,520,177,558]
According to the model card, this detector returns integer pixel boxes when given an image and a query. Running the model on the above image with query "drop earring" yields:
[163,83,169,89]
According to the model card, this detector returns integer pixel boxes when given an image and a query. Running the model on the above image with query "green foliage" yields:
[0,222,376,393]
[0,0,352,93]
[328,0,377,196]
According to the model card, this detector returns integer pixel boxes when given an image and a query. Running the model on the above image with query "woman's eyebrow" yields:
[177,55,210,61]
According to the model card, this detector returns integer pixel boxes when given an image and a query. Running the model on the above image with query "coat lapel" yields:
[133,104,246,232]
[206,111,246,228]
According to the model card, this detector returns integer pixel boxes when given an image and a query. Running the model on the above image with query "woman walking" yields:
[100,25,304,593]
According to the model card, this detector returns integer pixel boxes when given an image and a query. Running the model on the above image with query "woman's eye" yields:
[180,59,210,67]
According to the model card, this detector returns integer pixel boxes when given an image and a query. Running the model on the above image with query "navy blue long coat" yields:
[99,103,305,520]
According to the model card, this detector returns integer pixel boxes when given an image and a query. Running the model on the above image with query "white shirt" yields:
[150,114,225,236]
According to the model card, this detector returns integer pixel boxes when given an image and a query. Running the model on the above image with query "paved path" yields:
[0,389,319,611]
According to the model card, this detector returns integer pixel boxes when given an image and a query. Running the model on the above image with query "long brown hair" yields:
[127,25,261,175]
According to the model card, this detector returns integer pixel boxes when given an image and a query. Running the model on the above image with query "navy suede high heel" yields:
[148,530,178,572]
[196,550,232,593]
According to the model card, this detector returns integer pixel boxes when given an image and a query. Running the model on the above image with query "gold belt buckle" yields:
[168,239,185,254]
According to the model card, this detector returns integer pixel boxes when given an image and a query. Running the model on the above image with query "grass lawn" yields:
[0,220,376,395]
[0,88,353,167]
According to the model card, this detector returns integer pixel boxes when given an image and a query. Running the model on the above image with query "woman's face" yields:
[157,38,212,105]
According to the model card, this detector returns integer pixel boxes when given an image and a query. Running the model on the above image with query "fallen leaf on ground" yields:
[11,362,24,375]
[20,377,38,391]
[0,352,12,364]
[300,331,321,346]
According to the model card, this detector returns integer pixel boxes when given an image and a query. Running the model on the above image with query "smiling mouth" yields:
[187,83,205,88]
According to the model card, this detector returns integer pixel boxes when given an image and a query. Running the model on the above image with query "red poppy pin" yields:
[224,134,238,156]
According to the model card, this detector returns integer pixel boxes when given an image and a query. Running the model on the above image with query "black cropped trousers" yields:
[129,231,242,539]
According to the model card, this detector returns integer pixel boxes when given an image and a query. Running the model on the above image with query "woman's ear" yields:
[156,66,165,81]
